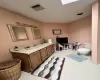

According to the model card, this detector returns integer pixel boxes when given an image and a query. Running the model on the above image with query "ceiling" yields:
[0,0,96,23]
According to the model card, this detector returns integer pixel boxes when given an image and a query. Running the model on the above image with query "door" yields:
[30,51,42,70]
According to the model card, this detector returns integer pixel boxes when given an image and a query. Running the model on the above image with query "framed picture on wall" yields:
[52,29,61,35]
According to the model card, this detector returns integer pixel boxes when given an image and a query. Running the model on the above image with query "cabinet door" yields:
[51,44,55,53]
[30,51,42,70]
[11,53,32,72]
[47,45,52,57]
[40,48,47,61]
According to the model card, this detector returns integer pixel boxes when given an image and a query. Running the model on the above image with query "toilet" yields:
[77,48,91,55]
[77,43,91,55]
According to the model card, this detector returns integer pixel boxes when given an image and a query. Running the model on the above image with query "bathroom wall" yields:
[68,16,91,43]
[0,8,44,62]
[43,23,69,43]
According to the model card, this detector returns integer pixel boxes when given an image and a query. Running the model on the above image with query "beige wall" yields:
[0,8,44,62]
[43,23,69,42]
[43,17,92,44]
[68,16,91,43]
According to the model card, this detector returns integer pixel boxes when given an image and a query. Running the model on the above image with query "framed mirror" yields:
[7,24,28,42]
[31,27,41,39]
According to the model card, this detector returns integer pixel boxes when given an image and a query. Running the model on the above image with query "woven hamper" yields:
[0,59,21,80]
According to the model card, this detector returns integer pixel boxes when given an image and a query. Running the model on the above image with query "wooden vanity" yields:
[10,43,55,72]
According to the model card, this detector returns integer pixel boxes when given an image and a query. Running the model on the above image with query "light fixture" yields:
[61,0,79,5]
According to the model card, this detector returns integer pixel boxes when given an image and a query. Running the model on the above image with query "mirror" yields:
[7,24,28,42]
[31,27,41,39]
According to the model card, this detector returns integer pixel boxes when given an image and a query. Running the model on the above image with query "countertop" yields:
[10,43,54,55]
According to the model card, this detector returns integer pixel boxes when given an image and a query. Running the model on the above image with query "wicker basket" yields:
[0,59,21,80]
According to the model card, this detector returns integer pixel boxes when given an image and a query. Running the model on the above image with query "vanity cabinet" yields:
[11,44,54,72]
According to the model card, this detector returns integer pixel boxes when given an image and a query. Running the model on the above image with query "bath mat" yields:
[32,57,65,80]
[67,54,88,62]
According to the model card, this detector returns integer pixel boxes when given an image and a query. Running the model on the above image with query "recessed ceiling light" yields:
[61,0,79,5]
[77,13,83,15]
